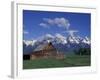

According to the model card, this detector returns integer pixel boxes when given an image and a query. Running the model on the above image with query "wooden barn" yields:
[30,42,65,60]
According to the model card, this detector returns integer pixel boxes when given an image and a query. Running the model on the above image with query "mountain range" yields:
[23,34,91,54]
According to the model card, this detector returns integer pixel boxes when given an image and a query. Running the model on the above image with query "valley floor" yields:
[23,55,90,69]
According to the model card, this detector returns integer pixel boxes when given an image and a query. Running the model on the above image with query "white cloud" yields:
[43,18,54,25]
[23,30,29,34]
[40,17,70,29]
[54,18,70,29]
[39,23,49,28]
[39,17,79,37]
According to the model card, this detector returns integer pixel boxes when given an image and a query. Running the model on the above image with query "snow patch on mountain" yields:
[55,33,67,44]
[82,36,90,45]
[23,40,37,46]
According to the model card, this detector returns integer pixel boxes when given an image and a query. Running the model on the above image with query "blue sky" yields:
[23,10,91,40]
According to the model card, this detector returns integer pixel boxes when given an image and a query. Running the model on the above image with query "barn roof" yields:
[34,43,47,51]
[33,42,55,52]
[33,42,66,53]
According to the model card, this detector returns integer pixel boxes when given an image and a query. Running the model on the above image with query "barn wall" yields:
[30,42,65,59]
[30,55,37,60]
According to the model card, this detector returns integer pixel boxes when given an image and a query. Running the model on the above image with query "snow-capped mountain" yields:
[54,34,67,44]
[67,35,90,45]
[23,34,91,54]
[67,35,80,44]
[81,36,90,45]
[23,40,37,46]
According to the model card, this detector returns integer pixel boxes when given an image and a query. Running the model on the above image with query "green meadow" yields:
[23,55,91,69]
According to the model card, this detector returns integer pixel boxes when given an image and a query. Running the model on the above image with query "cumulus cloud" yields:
[54,18,70,29]
[43,18,54,25]
[39,23,49,28]
[40,17,70,29]
[39,17,79,37]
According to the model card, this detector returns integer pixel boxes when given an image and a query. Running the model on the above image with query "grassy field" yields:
[23,55,91,69]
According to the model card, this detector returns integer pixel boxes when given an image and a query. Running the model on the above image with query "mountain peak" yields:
[82,36,90,45]
[23,40,37,46]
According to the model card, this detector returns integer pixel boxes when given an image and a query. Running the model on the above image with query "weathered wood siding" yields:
[30,42,65,60]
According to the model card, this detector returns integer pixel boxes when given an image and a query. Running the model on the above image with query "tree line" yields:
[74,48,91,55]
